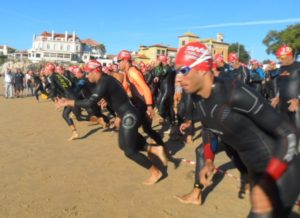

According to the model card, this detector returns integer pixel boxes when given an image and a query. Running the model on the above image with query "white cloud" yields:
[173,18,300,30]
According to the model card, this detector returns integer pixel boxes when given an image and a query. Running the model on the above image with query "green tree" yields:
[0,55,8,66]
[95,43,106,54]
[229,43,250,63]
[263,23,300,56]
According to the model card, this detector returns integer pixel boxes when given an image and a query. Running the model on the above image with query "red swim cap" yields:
[228,52,239,63]
[214,53,224,63]
[276,45,293,58]
[175,41,212,72]
[117,50,131,61]
[70,65,82,74]
[250,60,259,65]
[45,63,55,72]
[84,60,102,73]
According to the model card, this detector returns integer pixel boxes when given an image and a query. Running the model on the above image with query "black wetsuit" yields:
[182,87,248,195]
[277,61,300,129]
[48,73,74,99]
[47,72,80,126]
[190,77,300,217]
[127,66,165,146]
[156,65,176,125]
[249,68,264,95]
[73,77,109,123]
[217,63,231,79]
[146,69,160,103]
[177,91,195,137]
[231,65,250,85]
[265,69,279,100]
[75,74,153,169]
[34,76,50,101]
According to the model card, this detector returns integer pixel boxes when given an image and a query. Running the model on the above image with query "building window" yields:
[76,45,79,51]
[157,49,161,55]
[53,44,56,50]
[47,44,50,50]
[67,45,70,51]
[64,54,71,58]
[60,45,63,50]
[162,50,165,55]
[57,53,63,58]
[182,40,186,46]
[50,53,56,57]
[36,53,41,58]
[44,53,50,57]
[222,51,224,55]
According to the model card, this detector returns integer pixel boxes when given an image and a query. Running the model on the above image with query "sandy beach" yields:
[2,83,298,218]
[0,88,254,218]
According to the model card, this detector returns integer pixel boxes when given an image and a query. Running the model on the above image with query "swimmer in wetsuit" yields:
[56,60,167,185]
[69,65,109,128]
[264,61,279,101]
[44,63,81,141]
[154,55,176,129]
[271,45,300,130]
[214,53,231,79]
[249,60,265,96]
[117,50,167,151]
[228,52,251,85]
[175,42,300,218]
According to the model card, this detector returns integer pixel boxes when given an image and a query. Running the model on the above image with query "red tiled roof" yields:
[40,31,79,40]
[178,32,199,38]
[149,44,168,48]
[167,47,177,51]
[16,50,28,54]
[81,38,99,46]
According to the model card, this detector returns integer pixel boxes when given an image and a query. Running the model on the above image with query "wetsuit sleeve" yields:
[75,78,106,108]
[128,68,153,106]
[47,76,58,99]
[202,128,217,161]
[184,94,194,121]
[230,82,299,180]
[242,66,251,84]
[72,79,82,97]
[145,70,154,84]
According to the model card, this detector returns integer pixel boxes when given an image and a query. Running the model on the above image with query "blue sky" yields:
[0,0,299,61]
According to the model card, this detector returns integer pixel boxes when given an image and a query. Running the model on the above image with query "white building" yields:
[28,31,104,63]
[81,39,104,62]
[0,45,16,55]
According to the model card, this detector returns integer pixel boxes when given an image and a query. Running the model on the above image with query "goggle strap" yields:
[189,52,212,69]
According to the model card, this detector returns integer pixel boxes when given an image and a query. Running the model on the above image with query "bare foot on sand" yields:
[148,145,168,166]
[174,188,201,205]
[68,131,80,141]
[143,166,163,185]
[89,116,98,123]
[98,117,109,128]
